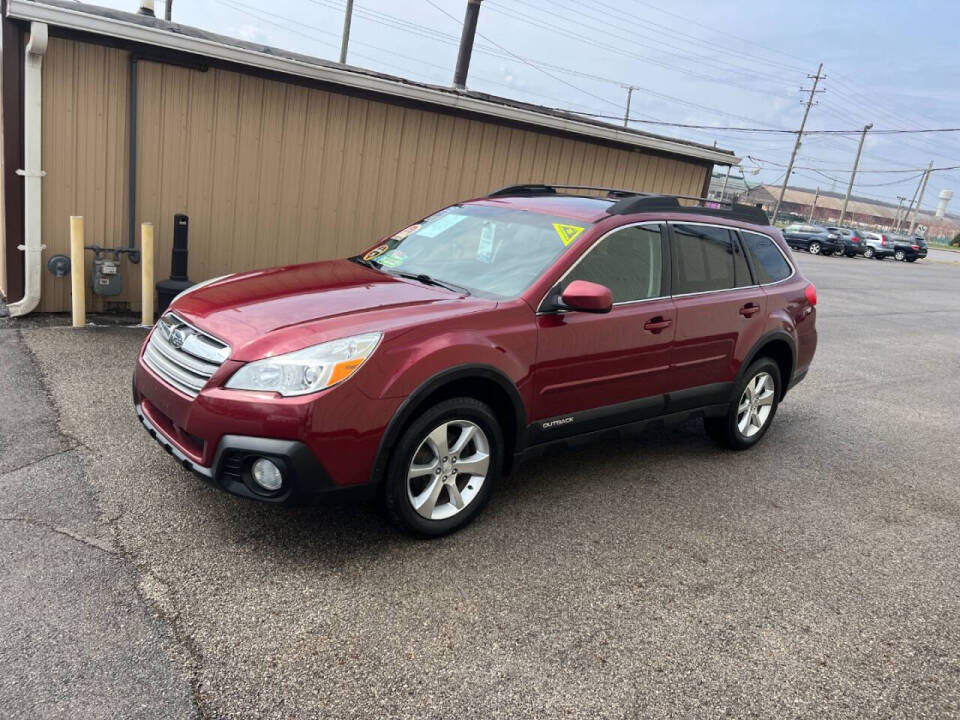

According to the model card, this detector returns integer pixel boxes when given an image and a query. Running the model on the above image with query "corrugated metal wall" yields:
[38,37,709,313]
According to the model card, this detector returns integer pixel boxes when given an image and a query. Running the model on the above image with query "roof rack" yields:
[487,184,640,199]
[487,184,771,226]
[606,193,770,226]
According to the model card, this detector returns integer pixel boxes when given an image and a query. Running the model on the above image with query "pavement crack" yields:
[0,515,116,554]
[0,444,81,477]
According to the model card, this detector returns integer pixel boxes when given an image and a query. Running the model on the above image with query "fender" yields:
[733,329,797,399]
[367,363,528,487]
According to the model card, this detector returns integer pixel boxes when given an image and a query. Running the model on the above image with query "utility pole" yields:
[772,63,825,223]
[621,85,639,128]
[893,196,906,228]
[838,122,872,226]
[808,187,820,222]
[907,161,934,236]
[339,0,354,64]
[164,0,171,21]
[897,162,929,233]
[719,164,732,202]
[453,0,483,89]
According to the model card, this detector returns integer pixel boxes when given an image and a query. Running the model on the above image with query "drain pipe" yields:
[9,22,48,317]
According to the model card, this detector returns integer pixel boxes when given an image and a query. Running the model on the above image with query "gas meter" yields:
[86,247,124,296]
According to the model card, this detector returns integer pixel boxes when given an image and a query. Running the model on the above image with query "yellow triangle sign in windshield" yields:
[553,223,585,246]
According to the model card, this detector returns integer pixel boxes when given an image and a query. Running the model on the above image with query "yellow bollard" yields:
[141,222,155,326]
[70,216,85,328]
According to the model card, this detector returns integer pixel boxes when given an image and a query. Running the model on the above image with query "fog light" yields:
[251,458,283,491]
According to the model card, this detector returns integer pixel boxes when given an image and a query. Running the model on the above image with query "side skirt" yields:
[524,381,733,448]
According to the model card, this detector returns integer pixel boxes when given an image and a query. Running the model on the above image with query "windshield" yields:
[356,204,591,299]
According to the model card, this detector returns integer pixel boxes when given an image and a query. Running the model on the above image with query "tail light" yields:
[880,236,886,246]
[912,244,919,250]
[804,283,817,307]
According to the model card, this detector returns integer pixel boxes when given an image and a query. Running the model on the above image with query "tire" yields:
[808,241,821,255]
[384,397,502,537]
[895,249,906,261]
[704,358,781,450]
[863,247,874,259]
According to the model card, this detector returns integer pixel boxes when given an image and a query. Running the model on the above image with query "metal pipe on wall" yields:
[129,55,138,251]
[8,21,48,317]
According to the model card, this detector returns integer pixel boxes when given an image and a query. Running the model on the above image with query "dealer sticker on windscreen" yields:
[418,213,468,238]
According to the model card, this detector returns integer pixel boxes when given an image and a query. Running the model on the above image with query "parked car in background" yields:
[133,185,818,537]
[782,224,843,256]
[826,227,868,257]
[861,231,896,259]
[891,235,928,262]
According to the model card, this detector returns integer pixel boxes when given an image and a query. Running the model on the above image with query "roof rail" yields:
[487,184,771,225]
[607,193,770,225]
[487,184,640,199]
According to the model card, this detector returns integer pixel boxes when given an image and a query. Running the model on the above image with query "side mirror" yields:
[559,280,613,314]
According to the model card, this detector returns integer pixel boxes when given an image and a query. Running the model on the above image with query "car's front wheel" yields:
[704,358,781,450]
[384,397,501,537]
[895,249,906,261]
[863,247,875,258]
[808,241,821,255]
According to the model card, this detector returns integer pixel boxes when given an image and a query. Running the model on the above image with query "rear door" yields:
[531,222,675,439]
[667,223,766,409]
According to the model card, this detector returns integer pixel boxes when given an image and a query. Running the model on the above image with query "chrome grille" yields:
[143,313,230,398]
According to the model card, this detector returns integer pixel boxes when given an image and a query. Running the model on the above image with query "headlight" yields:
[225,332,382,396]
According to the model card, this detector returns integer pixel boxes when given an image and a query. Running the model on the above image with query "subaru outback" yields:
[134,185,818,537]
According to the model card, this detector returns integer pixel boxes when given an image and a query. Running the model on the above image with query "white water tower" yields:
[936,188,953,218]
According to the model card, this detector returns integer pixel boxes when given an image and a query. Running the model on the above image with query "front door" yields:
[530,223,676,442]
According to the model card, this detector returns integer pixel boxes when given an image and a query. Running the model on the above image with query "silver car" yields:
[861,231,895,259]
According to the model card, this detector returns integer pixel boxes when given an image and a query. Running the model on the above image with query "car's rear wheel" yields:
[384,397,501,537]
[808,241,821,255]
[863,247,875,258]
[895,249,906,261]
[704,358,781,450]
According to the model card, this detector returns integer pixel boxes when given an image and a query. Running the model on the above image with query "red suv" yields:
[134,185,817,536]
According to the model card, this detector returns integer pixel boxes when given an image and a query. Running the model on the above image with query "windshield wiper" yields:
[392,271,470,296]
[349,256,380,270]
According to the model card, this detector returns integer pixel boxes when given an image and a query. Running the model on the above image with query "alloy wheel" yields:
[864,247,874,258]
[895,250,905,261]
[809,241,821,255]
[407,420,490,520]
[736,372,775,438]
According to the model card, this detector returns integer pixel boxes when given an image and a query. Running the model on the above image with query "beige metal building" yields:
[1,0,737,315]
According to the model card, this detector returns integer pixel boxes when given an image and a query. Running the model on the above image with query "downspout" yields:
[8,21,47,317]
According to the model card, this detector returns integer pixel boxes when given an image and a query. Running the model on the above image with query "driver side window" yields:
[561,225,664,304]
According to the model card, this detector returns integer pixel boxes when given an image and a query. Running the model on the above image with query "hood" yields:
[171,259,491,360]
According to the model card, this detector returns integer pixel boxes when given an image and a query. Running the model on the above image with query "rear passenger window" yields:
[562,225,663,303]
[671,224,751,294]
[741,231,792,284]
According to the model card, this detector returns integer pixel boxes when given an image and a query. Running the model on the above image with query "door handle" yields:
[643,316,673,333]
[739,303,761,318]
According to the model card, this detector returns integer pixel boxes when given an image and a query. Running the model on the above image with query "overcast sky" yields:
[98,0,960,209]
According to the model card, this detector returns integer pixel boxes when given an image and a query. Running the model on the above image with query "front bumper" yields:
[135,397,341,503]
[133,340,399,501]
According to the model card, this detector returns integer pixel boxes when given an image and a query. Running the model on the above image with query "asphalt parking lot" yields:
[4,250,960,718]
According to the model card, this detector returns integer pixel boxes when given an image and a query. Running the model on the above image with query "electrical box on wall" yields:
[92,257,123,296]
